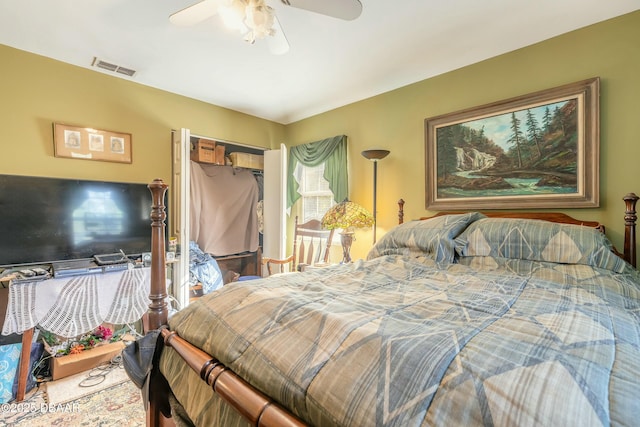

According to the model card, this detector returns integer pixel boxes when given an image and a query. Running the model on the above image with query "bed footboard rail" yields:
[161,329,307,427]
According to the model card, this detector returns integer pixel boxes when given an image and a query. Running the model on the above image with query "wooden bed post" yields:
[147,179,172,427]
[148,179,169,330]
[398,199,405,224]
[623,192,639,268]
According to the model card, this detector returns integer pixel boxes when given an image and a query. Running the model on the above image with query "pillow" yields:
[188,241,223,294]
[454,217,627,273]
[0,343,21,403]
[367,212,485,263]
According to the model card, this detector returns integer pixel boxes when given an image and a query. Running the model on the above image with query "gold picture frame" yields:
[53,123,132,164]
[425,77,599,210]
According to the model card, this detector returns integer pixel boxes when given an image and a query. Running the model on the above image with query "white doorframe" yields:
[263,144,287,274]
[173,131,286,297]
[171,128,191,309]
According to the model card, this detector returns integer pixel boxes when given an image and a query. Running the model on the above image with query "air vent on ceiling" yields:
[91,57,137,77]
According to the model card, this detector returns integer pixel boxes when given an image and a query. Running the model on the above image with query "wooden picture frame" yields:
[53,123,132,163]
[425,77,599,210]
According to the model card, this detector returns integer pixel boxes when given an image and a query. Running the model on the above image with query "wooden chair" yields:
[262,216,335,276]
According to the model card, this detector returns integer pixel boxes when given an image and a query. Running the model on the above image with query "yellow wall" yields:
[2,10,639,263]
[285,10,640,260]
[0,44,285,187]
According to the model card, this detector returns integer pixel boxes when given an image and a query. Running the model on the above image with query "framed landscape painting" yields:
[425,77,599,210]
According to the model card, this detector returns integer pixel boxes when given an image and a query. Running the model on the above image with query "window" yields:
[287,134,348,218]
[297,163,336,222]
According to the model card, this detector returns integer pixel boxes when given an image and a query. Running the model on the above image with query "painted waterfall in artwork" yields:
[436,98,578,199]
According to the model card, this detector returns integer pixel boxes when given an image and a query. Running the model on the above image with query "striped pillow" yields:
[454,217,627,273]
[367,212,485,263]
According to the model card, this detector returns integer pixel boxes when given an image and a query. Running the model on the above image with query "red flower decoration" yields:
[94,325,113,340]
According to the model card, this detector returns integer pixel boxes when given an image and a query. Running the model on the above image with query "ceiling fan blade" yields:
[169,0,223,26]
[267,15,290,55]
[280,0,362,20]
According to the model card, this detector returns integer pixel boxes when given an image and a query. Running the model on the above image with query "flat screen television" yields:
[0,174,168,267]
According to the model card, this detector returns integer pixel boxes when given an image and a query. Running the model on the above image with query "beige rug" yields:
[4,375,144,427]
[44,364,131,406]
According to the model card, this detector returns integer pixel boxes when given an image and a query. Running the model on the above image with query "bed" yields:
[141,179,640,427]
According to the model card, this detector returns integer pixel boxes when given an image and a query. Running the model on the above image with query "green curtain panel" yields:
[287,135,348,208]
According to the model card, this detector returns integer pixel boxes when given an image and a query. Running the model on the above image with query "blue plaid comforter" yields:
[161,254,640,426]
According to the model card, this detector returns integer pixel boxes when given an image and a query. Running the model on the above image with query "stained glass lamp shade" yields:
[321,201,373,263]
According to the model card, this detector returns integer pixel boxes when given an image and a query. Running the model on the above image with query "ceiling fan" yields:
[169,0,363,55]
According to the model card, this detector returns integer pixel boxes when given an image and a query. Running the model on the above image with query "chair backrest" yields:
[292,217,335,271]
[262,216,335,276]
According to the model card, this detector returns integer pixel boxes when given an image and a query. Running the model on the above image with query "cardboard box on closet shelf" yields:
[190,138,217,164]
[215,144,226,165]
[229,152,264,170]
[47,341,125,381]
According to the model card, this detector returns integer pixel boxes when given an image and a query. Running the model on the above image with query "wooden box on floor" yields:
[49,341,125,381]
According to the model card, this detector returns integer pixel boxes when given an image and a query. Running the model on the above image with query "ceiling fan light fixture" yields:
[170,0,364,55]
[245,2,276,40]
[219,0,248,31]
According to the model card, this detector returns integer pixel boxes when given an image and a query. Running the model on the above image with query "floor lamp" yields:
[361,149,390,243]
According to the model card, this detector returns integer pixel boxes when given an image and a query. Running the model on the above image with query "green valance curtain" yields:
[287,135,348,209]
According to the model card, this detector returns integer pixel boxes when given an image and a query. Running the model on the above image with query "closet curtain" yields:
[190,162,259,256]
[286,135,348,208]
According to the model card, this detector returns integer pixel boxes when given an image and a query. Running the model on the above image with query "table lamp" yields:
[321,200,374,263]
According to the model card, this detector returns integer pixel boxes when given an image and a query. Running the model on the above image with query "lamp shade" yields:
[321,201,374,230]
[361,149,390,161]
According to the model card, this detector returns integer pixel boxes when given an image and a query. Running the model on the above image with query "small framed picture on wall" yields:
[53,123,132,163]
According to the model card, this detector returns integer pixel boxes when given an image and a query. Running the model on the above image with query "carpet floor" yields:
[0,365,145,426]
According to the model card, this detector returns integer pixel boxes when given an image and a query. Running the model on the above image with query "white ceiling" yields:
[1,1,638,124]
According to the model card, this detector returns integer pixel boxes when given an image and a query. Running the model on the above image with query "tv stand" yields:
[4,267,151,401]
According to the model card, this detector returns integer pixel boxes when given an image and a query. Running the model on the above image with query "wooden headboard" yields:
[396,193,639,267]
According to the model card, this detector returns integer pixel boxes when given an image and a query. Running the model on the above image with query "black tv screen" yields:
[0,175,167,267]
